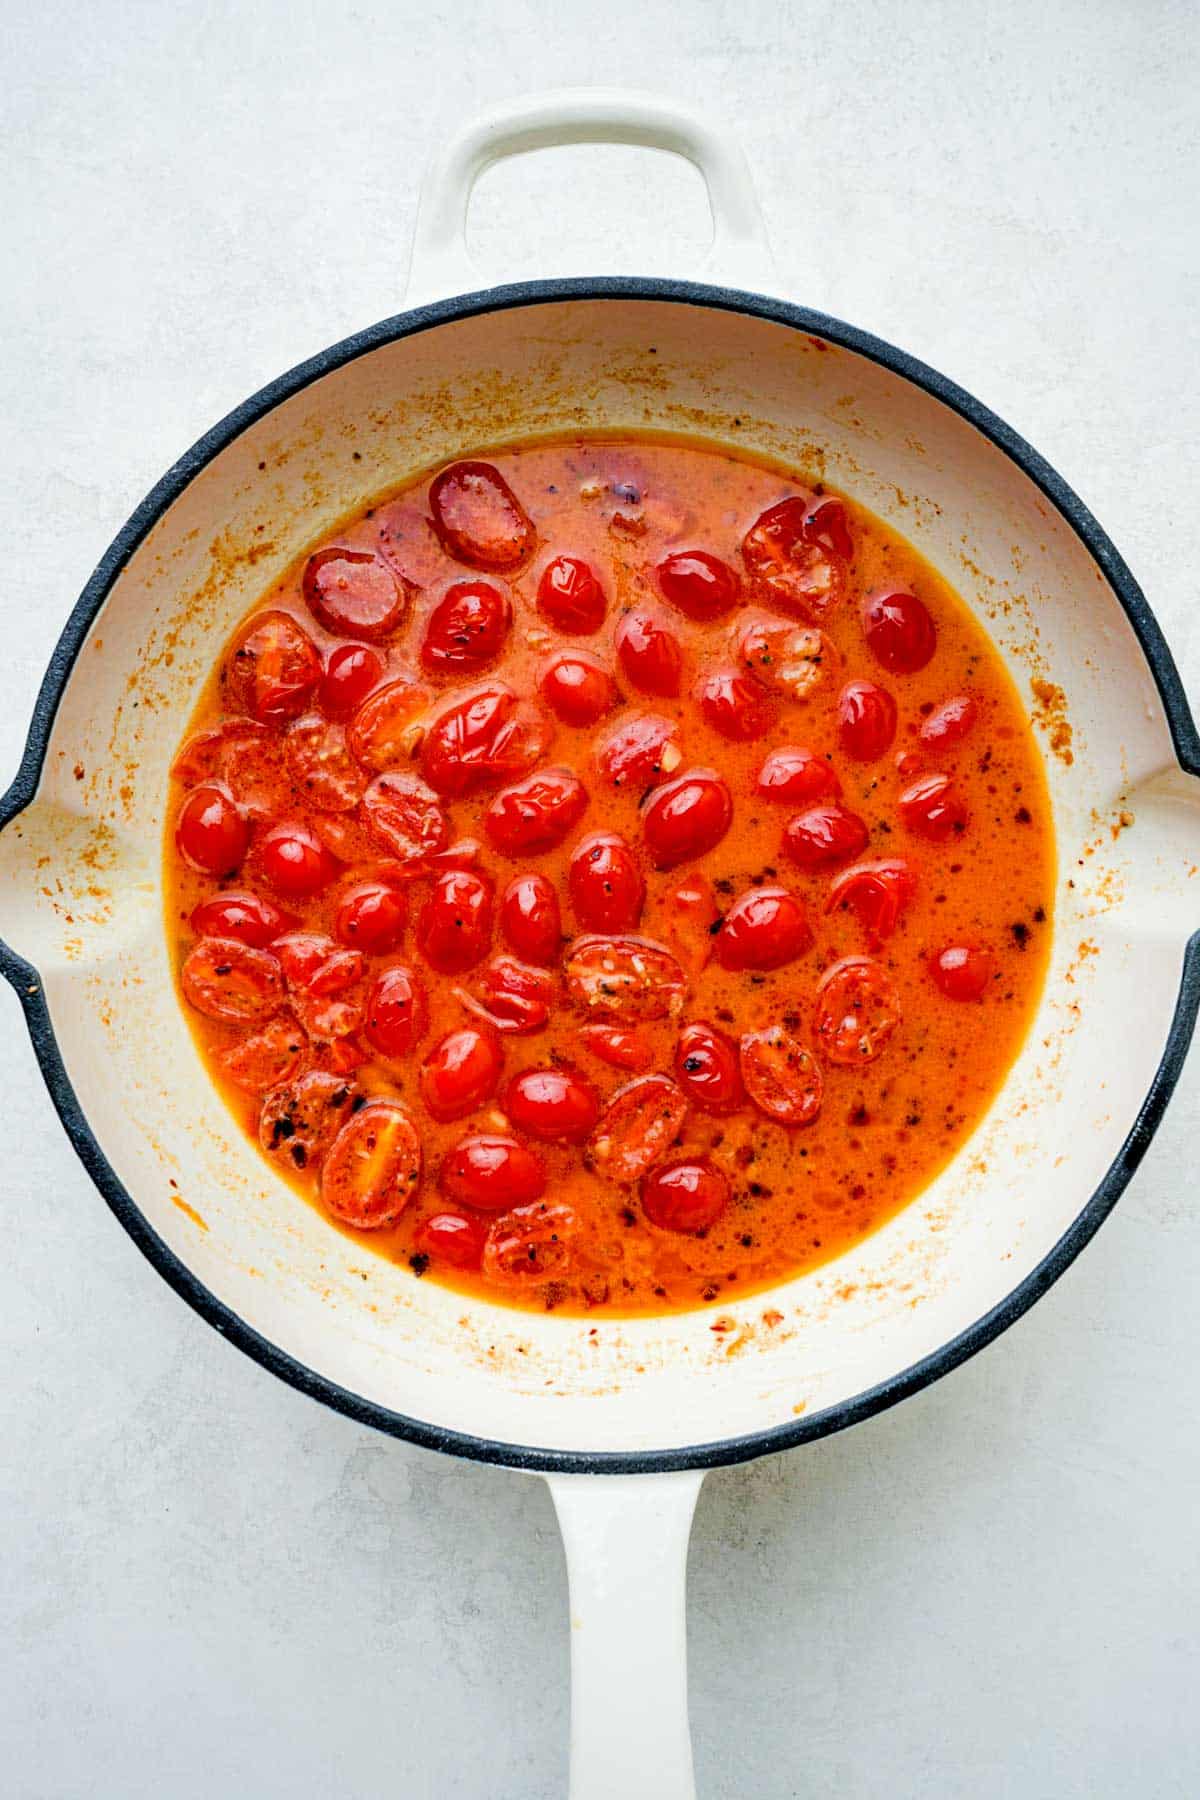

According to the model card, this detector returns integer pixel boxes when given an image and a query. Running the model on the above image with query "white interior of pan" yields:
[3,296,1196,1455]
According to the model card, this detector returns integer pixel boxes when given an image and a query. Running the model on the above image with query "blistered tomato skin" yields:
[419,683,550,799]
[419,1025,503,1122]
[538,652,619,726]
[416,1211,488,1269]
[675,1022,744,1113]
[641,769,733,869]
[615,611,683,697]
[439,1134,547,1211]
[176,784,248,875]
[656,550,740,621]
[484,767,589,856]
[429,461,535,571]
[715,886,812,972]
[699,667,776,741]
[483,1202,577,1282]
[802,494,853,560]
[862,587,937,675]
[499,873,562,966]
[303,547,409,641]
[782,801,870,869]
[826,859,917,943]
[641,1159,729,1232]
[416,870,494,974]
[285,714,365,812]
[585,1074,689,1184]
[421,580,512,674]
[596,713,680,790]
[334,878,407,953]
[899,773,968,842]
[364,965,427,1060]
[320,643,385,719]
[580,1025,654,1072]
[569,832,645,934]
[837,679,898,761]
[921,693,978,748]
[259,822,339,896]
[227,612,323,723]
[537,555,606,633]
[756,746,840,805]
[932,944,993,1000]
[362,773,450,865]
[741,497,844,621]
[504,1067,600,1143]
[191,890,294,947]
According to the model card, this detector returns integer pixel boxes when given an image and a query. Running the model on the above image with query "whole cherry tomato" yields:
[364,965,428,1059]
[641,768,733,870]
[416,869,494,974]
[439,1134,547,1211]
[615,611,683,697]
[484,767,589,856]
[457,955,556,1035]
[429,461,535,570]
[714,886,812,971]
[190,890,294,947]
[898,773,968,842]
[536,555,606,633]
[698,667,776,741]
[861,587,937,674]
[419,683,551,798]
[782,801,870,869]
[755,746,840,805]
[837,679,897,761]
[500,873,562,966]
[334,878,407,953]
[320,643,385,718]
[259,822,339,896]
[920,693,978,748]
[176,784,248,875]
[415,1211,488,1269]
[569,832,645,933]
[674,1022,744,1113]
[420,580,512,674]
[226,611,322,723]
[419,1025,503,1121]
[641,1158,729,1232]
[503,1067,600,1143]
[303,547,409,640]
[931,944,993,1000]
[538,651,619,726]
[655,550,740,621]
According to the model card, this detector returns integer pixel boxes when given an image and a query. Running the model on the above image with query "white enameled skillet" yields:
[2,93,1197,1800]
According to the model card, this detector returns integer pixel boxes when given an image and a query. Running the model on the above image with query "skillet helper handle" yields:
[405,88,776,305]
[547,1469,705,1800]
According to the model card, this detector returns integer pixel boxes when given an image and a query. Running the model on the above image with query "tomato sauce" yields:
[164,436,1054,1316]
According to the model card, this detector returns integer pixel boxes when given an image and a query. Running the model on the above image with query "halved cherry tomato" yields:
[536,555,606,634]
[837,679,897,761]
[219,1014,309,1093]
[334,878,407,953]
[260,1070,356,1167]
[503,1067,599,1143]
[274,931,363,995]
[284,713,365,811]
[457,955,556,1035]
[595,712,681,790]
[898,773,968,842]
[320,1098,422,1228]
[826,859,917,943]
[303,547,409,641]
[182,938,284,1023]
[429,460,535,570]
[579,1025,654,1072]
[419,683,551,798]
[415,1211,488,1269]
[539,651,619,726]
[755,746,840,805]
[714,886,812,971]
[657,872,720,972]
[419,1024,503,1121]
[569,832,645,933]
[563,935,687,1023]
[641,768,732,869]
[585,1074,688,1184]
[736,615,836,701]
[364,964,428,1059]
[259,822,339,895]
[699,667,776,741]
[656,550,740,621]
[742,498,844,620]
[615,611,683,697]
[920,693,978,748]
[782,801,870,869]
[416,869,494,974]
[347,678,432,772]
[420,579,512,674]
[500,873,562,966]
[862,587,937,674]
[675,1022,744,1113]
[362,771,450,863]
[641,1158,728,1232]
[226,611,322,723]
[171,716,269,789]
[439,1134,547,1212]
[814,956,901,1066]
[740,1027,824,1126]
[483,1202,577,1282]
[190,890,294,947]
[176,784,248,875]
[484,766,589,856]
[931,944,993,1000]
[319,643,385,719]
[802,494,853,560]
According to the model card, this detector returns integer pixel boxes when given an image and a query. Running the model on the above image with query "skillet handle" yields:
[547,1469,705,1800]
[405,88,776,305]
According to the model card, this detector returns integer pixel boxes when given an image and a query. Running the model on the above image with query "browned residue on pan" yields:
[1030,678,1074,765]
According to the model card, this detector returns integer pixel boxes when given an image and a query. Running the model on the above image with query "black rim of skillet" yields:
[2,277,1198,1475]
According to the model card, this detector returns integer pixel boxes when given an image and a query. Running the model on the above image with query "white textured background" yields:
[3,3,1199,1795]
